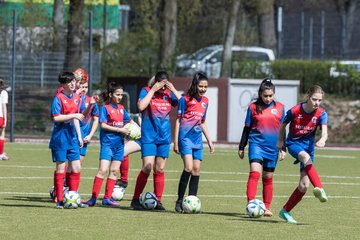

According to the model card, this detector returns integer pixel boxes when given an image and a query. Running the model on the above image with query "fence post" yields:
[300,12,304,58]
[277,6,283,58]
[309,17,313,60]
[320,11,325,59]
[88,11,93,95]
[10,10,16,143]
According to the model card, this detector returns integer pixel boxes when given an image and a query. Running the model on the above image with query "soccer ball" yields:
[63,191,81,209]
[112,185,125,201]
[140,192,158,210]
[246,199,266,218]
[49,185,69,201]
[124,122,141,140]
[182,195,201,213]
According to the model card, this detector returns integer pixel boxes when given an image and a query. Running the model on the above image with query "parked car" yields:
[175,45,275,78]
[329,60,360,77]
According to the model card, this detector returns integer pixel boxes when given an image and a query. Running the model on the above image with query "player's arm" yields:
[201,121,214,154]
[100,122,130,136]
[165,81,181,99]
[173,117,180,154]
[53,113,84,123]
[1,103,7,128]
[83,116,99,143]
[73,119,83,148]
[276,122,288,151]
[315,124,328,148]
[238,125,250,160]
[138,82,165,111]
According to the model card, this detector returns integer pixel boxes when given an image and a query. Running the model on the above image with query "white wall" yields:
[227,79,300,142]
[203,87,218,141]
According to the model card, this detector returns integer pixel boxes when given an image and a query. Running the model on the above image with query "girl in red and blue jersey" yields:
[238,78,286,217]
[86,82,133,207]
[173,71,215,213]
[277,85,328,223]
[130,71,181,210]
[49,72,86,208]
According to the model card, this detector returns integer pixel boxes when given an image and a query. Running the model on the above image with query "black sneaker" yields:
[130,199,143,210]
[115,179,128,189]
[175,201,183,213]
[154,202,166,211]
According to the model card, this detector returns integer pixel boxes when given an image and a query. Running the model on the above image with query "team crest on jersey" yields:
[201,102,207,108]
[63,99,68,104]
[298,114,303,119]
[312,117,318,123]
[74,99,79,105]
[163,95,169,101]
[271,109,278,115]
[120,109,123,114]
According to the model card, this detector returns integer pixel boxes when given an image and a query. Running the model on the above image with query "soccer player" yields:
[277,85,328,223]
[86,82,134,207]
[49,71,86,208]
[0,77,9,161]
[238,78,286,217]
[130,70,181,211]
[173,71,215,213]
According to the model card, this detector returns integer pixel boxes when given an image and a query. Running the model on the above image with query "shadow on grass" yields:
[0,203,53,208]
[4,195,52,203]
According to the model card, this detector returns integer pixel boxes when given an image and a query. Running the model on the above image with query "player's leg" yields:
[188,149,203,197]
[262,157,277,217]
[117,140,141,188]
[86,160,111,206]
[153,144,170,210]
[175,153,193,212]
[102,160,121,207]
[0,123,8,160]
[246,161,262,202]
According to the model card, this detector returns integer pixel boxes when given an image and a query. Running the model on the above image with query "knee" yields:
[97,169,107,178]
[262,172,273,179]
[192,167,200,176]
[298,152,311,164]
[298,181,310,192]
[142,163,152,174]
[154,166,165,173]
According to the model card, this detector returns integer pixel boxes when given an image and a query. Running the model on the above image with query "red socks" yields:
[246,171,260,202]
[153,171,165,202]
[283,187,306,212]
[54,172,65,203]
[67,172,80,191]
[120,155,129,183]
[104,178,116,199]
[91,176,104,199]
[132,171,149,200]
[262,177,273,209]
[0,139,4,154]
[305,164,323,188]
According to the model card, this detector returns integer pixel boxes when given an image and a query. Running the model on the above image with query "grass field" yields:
[0,142,359,240]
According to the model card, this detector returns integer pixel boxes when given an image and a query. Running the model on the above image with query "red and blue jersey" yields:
[49,91,84,150]
[285,103,327,147]
[139,87,178,144]
[99,103,131,148]
[245,101,285,159]
[80,95,99,138]
[178,95,208,149]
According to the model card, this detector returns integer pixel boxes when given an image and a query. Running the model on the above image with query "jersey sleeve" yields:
[99,105,109,123]
[1,90,8,104]
[202,105,208,121]
[319,111,328,125]
[170,91,178,107]
[244,107,252,127]
[177,97,186,117]
[79,97,86,112]
[138,87,148,101]
[280,106,286,124]
[123,109,132,124]
[51,96,61,117]
[91,103,100,117]
[284,109,293,124]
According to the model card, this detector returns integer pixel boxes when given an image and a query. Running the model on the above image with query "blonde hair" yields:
[306,85,324,98]
[148,76,156,87]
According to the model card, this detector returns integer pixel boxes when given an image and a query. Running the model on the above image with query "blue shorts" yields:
[51,148,80,163]
[180,148,203,161]
[287,142,314,171]
[79,143,88,156]
[100,145,124,161]
[248,144,278,171]
[141,143,170,158]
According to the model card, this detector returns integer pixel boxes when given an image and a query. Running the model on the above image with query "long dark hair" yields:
[100,82,123,104]
[187,71,208,99]
[254,78,275,114]
[0,77,6,91]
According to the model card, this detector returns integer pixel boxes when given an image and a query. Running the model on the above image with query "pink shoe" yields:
[0,154,9,161]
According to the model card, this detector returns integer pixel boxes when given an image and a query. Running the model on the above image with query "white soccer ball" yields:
[140,192,158,210]
[246,199,266,218]
[49,185,69,201]
[182,195,201,213]
[124,122,141,140]
[63,191,81,209]
[112,186,126,201]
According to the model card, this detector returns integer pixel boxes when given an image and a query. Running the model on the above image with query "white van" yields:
[175,45,275,78]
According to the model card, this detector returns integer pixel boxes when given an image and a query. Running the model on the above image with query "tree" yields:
[221,0,241,77]
[64,0,85,71]
[257,0,277,53]
[159,0,177,69]
[52,0,65,52]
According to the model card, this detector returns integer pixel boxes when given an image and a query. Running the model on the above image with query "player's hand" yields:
[279,149,286,161]
[151,81,166,92]
[78,137,84,148]
[208,142,215,154]
[165,81,175,92]
[90,95,99,104]
[74,113,85,121]
[173,142,180,154]
[238,150,244,159]
[315,138,326,148]
[83,135,92,143]
[119,127,131,136]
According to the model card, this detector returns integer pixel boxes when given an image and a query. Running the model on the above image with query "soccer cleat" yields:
[55,201,64,209]
[130,199,144,210]
[175,201,183,213]
[279,209,297,223]
[313,187,328,202]
[78,202,89,208]
[154,202,166,211]
[86,198,97,207]
[264,208,273,217]
[102,198,120,207]
[115,179,128,189]
[0,154,9,161]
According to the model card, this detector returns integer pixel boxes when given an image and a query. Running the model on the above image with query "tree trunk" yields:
[221,0,241,77]
[52,0,64,52]
[258,0,276,54]
[159,0,177,69]
[64,0,84,71]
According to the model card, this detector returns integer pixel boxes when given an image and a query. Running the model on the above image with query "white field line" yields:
[0,191,359,199]
[1,164,360,180]
[0,176,359,186]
